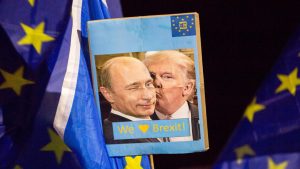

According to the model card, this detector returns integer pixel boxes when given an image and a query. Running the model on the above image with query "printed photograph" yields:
[95,48,201,144]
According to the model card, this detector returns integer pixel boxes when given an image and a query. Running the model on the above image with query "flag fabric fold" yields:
[214,28,300,169]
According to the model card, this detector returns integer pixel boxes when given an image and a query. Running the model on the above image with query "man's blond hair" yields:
[143,50,195,80]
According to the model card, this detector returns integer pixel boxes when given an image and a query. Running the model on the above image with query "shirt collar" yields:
[111,109,151,121]
[156,101,190,120]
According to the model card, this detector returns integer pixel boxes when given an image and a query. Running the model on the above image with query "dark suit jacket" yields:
[103,113,160,144]
[151,102,200,140]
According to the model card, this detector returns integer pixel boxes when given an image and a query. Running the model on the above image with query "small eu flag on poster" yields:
[171,14,196,37]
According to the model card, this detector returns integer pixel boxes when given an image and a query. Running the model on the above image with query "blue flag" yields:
[214,28,300,169]
[0,0,151,168]
[0,0,81,168]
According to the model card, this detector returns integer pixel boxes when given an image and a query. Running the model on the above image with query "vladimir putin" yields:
[99,57,159,144]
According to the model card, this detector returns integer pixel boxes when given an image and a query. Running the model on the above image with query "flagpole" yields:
[150,155,155,169]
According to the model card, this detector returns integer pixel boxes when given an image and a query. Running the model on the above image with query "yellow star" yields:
[18,22,54,54]
[0,67,34,95]
[276,68,300,96]
[124,156,143,169]
[244,98,265,122]
[41,128,71,164]
[268,157,288,169]
[14,165,23,169]
[28,0,35,7]
[234,144,255,164]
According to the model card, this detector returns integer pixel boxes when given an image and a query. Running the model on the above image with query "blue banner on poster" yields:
[113,119,190,140]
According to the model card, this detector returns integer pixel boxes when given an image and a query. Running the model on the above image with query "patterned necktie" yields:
[162,115,172,142]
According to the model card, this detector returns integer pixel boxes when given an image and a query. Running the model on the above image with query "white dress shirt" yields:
[155,101,193,142]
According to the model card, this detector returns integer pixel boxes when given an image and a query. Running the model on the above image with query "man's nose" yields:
[153,77,162,88]
[150,72,162,88]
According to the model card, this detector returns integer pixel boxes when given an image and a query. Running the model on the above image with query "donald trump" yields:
[144,50,200,142]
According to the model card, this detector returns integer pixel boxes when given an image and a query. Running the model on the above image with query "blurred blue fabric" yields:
[214,28,300,169]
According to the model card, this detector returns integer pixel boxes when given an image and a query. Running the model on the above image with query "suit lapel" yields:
[188,102,200,140]
[150,112,159,120]
[107,113,132,122]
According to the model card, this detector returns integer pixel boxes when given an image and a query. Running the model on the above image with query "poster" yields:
[87,13,208,156]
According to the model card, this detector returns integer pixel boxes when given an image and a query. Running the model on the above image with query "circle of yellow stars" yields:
[172,15,194,36]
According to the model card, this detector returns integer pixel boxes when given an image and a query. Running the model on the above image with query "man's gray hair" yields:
[99,58,114,89]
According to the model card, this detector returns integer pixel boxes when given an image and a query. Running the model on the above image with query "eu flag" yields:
[0,0,83,168]
[214,28,300,169]
[171,14,196,37]
[0,0,151,168]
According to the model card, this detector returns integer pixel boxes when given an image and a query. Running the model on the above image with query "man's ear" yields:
[99,86,114,103]
[182,79,195,97]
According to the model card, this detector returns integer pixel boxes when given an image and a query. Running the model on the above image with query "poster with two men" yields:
[87,13,208,156]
